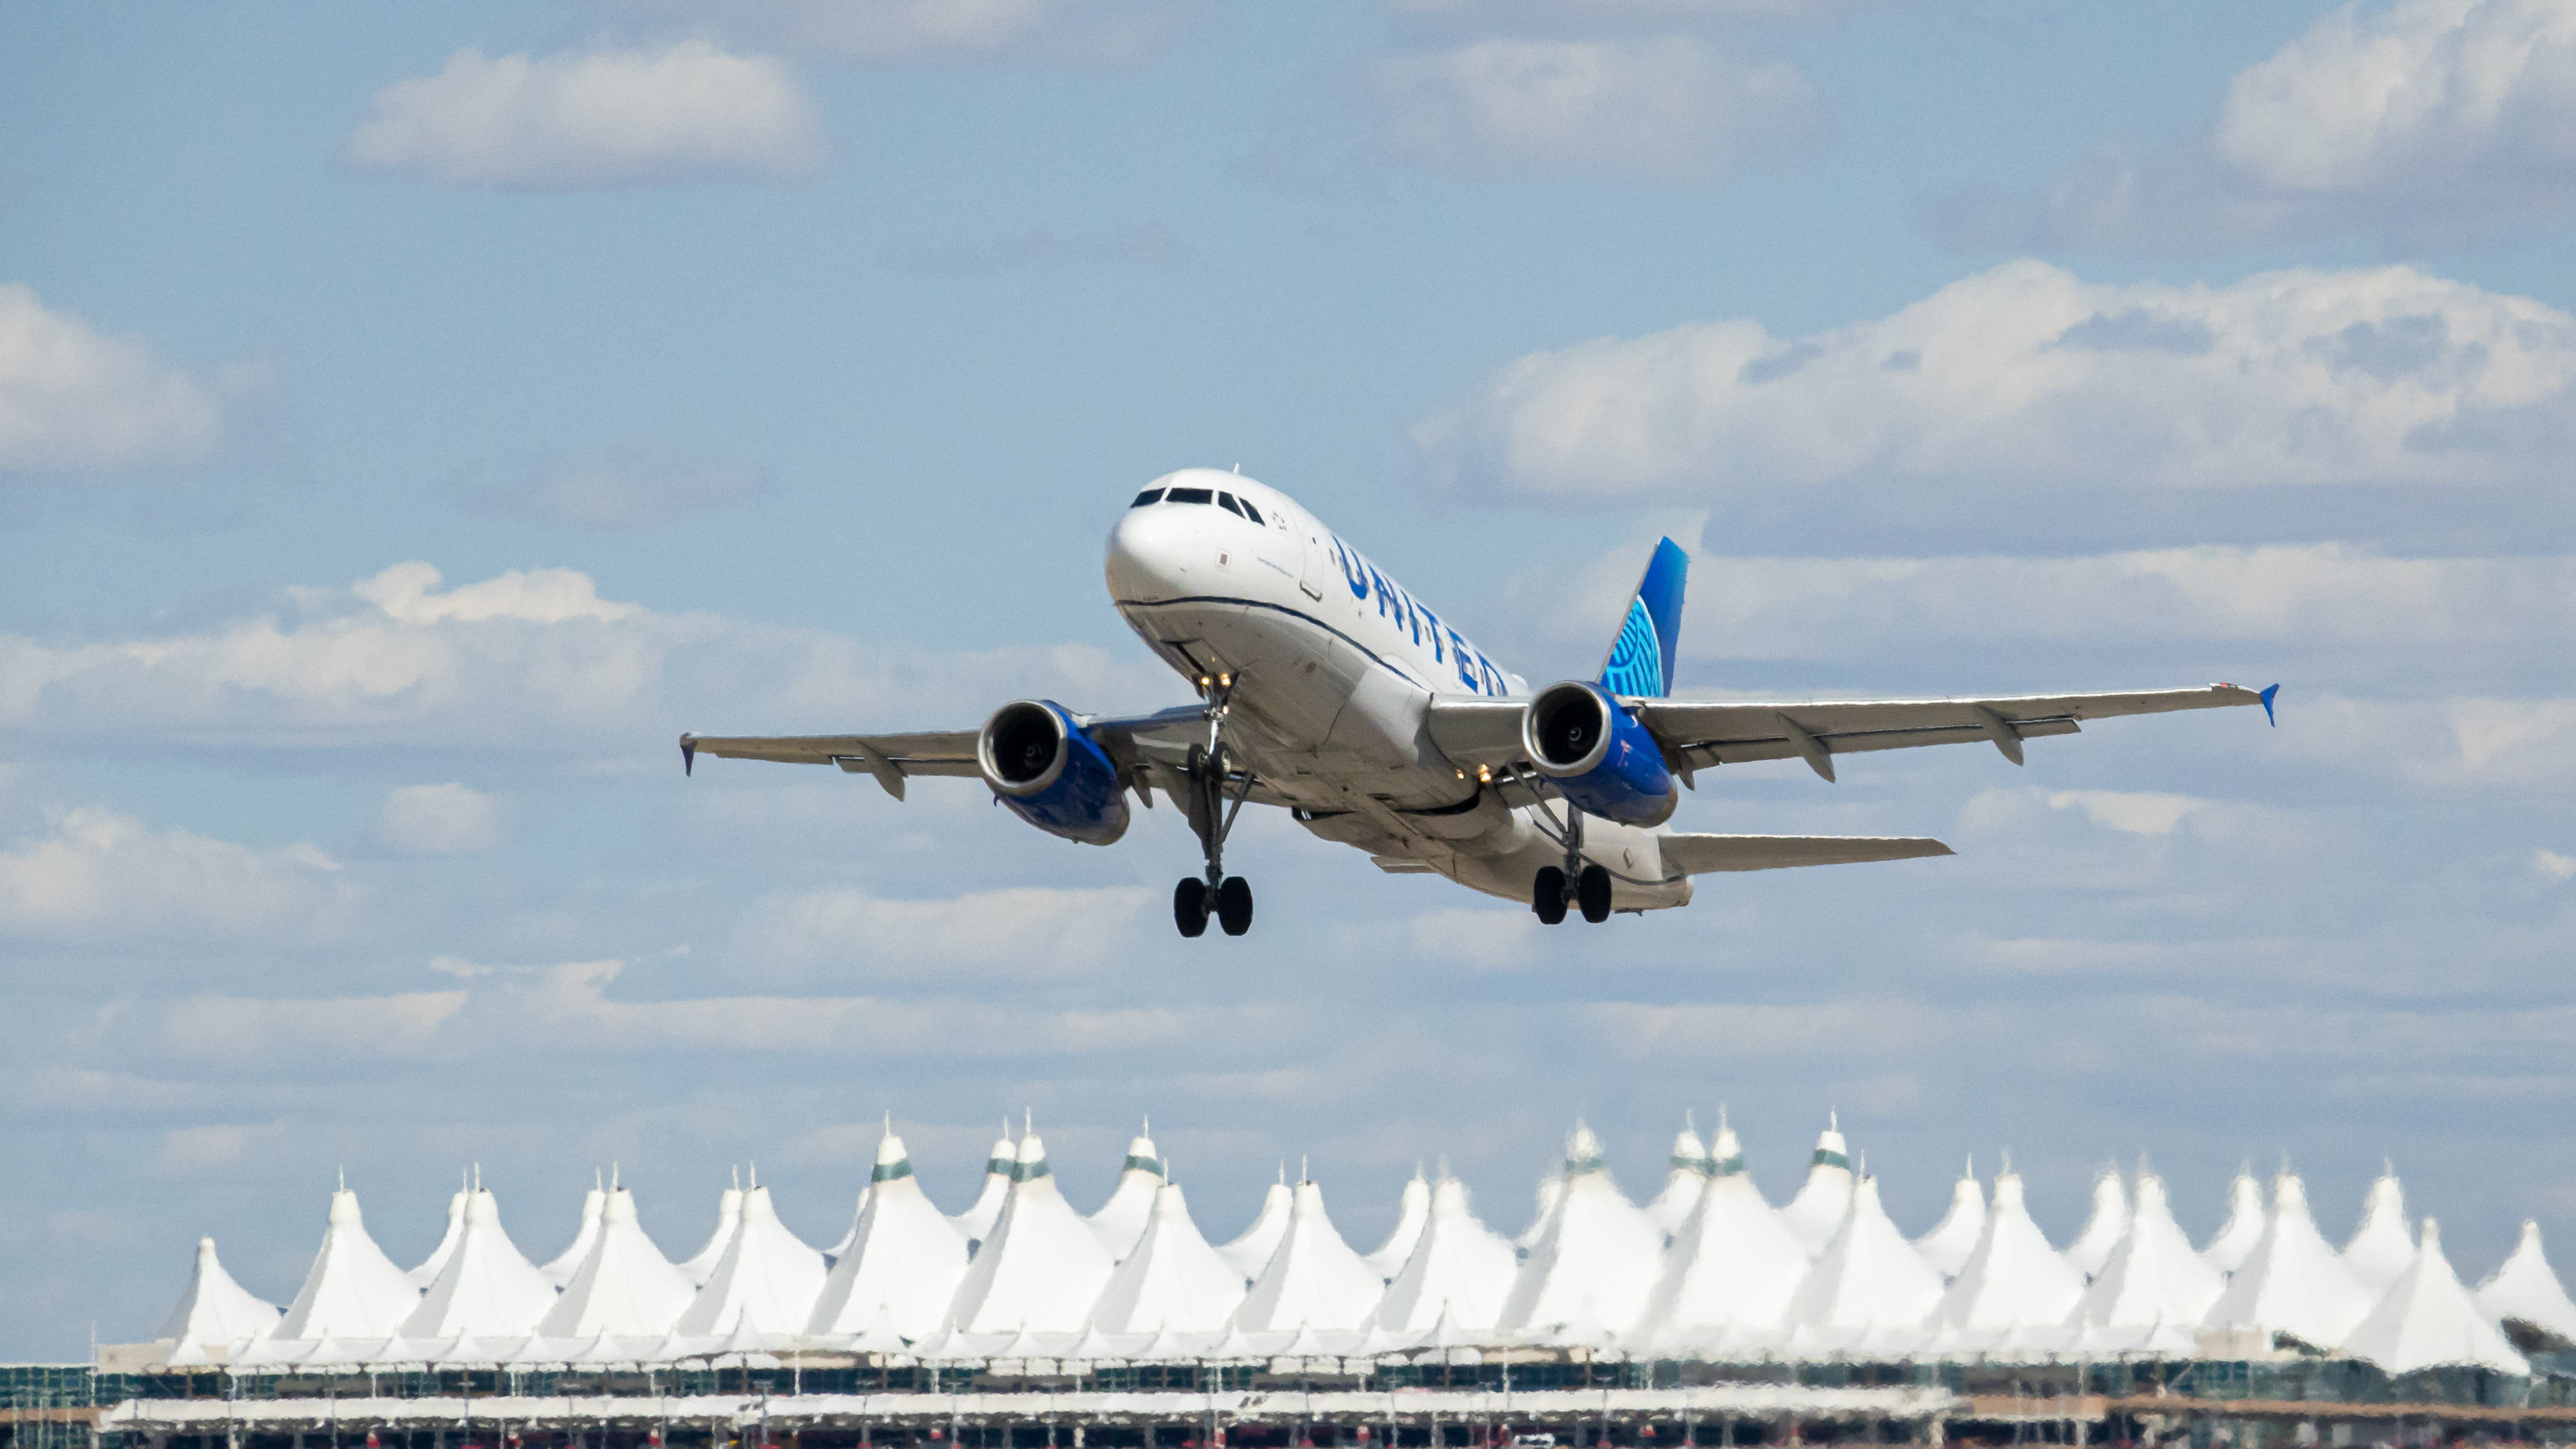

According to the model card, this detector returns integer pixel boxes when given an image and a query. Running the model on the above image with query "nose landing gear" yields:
[1175,677,1256,938]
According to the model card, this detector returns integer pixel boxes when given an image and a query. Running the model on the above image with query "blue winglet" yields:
[2258,684,2278,727]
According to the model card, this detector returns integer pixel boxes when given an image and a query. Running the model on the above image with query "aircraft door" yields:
[1286,508,1326,601]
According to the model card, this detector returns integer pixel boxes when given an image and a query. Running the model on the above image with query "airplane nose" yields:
[1104,500,1201,602]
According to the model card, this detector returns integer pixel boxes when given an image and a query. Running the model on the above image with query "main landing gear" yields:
[1175,677,1256,938]
[1527,782,1614,926]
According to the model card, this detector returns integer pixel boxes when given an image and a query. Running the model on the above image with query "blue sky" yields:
[6,0,2576,1359]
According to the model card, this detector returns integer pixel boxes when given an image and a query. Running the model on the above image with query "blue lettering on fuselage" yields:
[1331,534,1503,696]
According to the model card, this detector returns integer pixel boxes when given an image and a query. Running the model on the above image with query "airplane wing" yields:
[1427,683,2272,784]
[1660,834,1953,874]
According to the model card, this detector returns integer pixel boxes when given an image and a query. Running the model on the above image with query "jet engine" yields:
[977,700,1131,846]
[1520,681,1676,827]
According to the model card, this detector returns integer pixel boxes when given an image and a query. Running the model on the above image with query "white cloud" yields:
[153,1123,275,1174]
[468,452,773,530]
[2045,789,2212,836]
[621,0,1207,68]
[0,807,359,943]
[1370,37,1828,183]
[2536,848,2576,881]
[378,784,501,855]
[350,43,824,189]
[1390,0,1851,24]
[1405,906,1538,969]
[1416,259,2576,503]
[0,285,248,476]
[730,884,1154,978]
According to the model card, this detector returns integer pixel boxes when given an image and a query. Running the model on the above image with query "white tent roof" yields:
[159,1237,282,1349]
[1232,1177,1384,1332]
[808,1128,970,1338]
[538,1184,695,1339]
[2339,1218,2528,1376]
[2074,1169,2223,1335]
[1781,1174,1946,1337]
[1498,1124,1664,1339]
[1516,1175,1563,1249]
[275,1187,420,1340]
[1086,1124,1165,1259]
[1216,1174,1293,1280]
[406,1185,468,1289]
[1929,1170,2085,1341]
[1369,1175,1518,1336]
[1645,1121,1709,1235]
[1780,1115,1856,1257]
[676,1180,743,1289]
[946,1128,1117,1333]
[675,1180,827,1336]
[826,1185,873,1265]
[949,1127,1017,1246]
[2066,1169,2129,1279]
[1363,1170,1432,1281]
[1634,1123,1809,1345]
[1913,1160,1985,1281]
[2474,1220,2576,1343]
[2201,1171,2374,1350]
[401,1187,558,1339]
[539,1180,606,1289]
[2342,1167,2417,1298]
[2203,1168,2265,1274]
[1091,1180,1245,1333]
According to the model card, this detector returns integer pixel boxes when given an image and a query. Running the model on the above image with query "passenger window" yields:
[1239,499,1265,525]
[1216,492,1246,517]
[1165,487,1214,504]
[1131,489,1163,507]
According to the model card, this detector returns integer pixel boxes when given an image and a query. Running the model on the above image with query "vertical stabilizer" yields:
[1597,538,1689,698]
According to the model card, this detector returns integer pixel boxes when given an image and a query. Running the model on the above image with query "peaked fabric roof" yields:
[1780,1116,1856,1257]
[676,1183,743,1289]
[1364,1171,1433,1281]
[400,1189,558,1339]
[2075,1170,2224,1334]
[2474,1220,2576,1343]
[1635,1124,1808,1345]
[2203,1169,2266,1274]
[949,1127,1017,1246]
[1781,1174,1945,1336]
[675,1182,827,1336]
[808,1130,969,1338]
[2202,1172,2375,1349]
[1498,1124,1664,1339]
[1232,1178,1384,1332]
[827,1185,874,1264]
[1645,1122,1709,1235]
[538,1185,695,1339]
[159,1237,282,1348]
[406,1186,468,1289]
[1369,1176,1518,1336]
[1930,1171,2085,1337]
[275,1188,420,1340]
[1517,1175,1563,1249]
[1216,1176,1293,1280]
[2066,1169,2129,1279]
[946,1129,1117,1333]
[2340,1218,2528,1376]
[1086,1126,1165,1259]
[539,1184,606,1290]
[1914,1160,1986,1280]
[2342,1168,2417,1298]
[1091,1180,1245,1333]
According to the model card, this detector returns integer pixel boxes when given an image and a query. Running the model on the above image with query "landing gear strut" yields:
[1175,676,1255,938]
[1524,774,1614,925]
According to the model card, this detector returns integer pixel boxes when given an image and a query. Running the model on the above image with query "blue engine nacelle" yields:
[977,700,1132,846]
[1521,681,1677,827]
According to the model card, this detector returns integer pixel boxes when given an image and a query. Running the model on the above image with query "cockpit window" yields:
[1131,488,1163,507]
[1165,487,1214,504]
[1238,498,1265,525]
[1216,491,1245,517]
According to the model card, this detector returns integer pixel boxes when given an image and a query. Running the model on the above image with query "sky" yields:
[5,0,2576,1360]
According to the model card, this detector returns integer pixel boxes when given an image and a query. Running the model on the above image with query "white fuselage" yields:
[1104,469,1693,912]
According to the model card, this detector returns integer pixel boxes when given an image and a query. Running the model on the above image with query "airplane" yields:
[682,468,2276,939]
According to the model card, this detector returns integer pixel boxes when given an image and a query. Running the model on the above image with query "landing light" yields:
[1476,764,1492,783]
[1218,673,1232,687]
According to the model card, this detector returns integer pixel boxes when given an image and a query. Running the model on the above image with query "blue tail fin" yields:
[1597,538,1689,698]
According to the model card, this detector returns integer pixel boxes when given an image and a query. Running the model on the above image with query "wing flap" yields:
[1637,684,2263,775]
[679,731,981,779]
[1661,834,1954,874]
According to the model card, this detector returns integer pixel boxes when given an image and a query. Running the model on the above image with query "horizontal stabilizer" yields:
[1661,834,1953,875]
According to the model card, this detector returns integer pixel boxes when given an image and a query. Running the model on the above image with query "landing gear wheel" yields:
[1532,866,1568,925]
[1577,863,1614,923]
[1174,878,1210,938]
[1216,876,1254,936]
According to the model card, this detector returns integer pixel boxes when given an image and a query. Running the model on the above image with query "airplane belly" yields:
[1441,815,1694,913]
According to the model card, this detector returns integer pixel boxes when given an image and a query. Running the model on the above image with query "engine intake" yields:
[1519,681,1676,827]
[976,700,1131,846]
